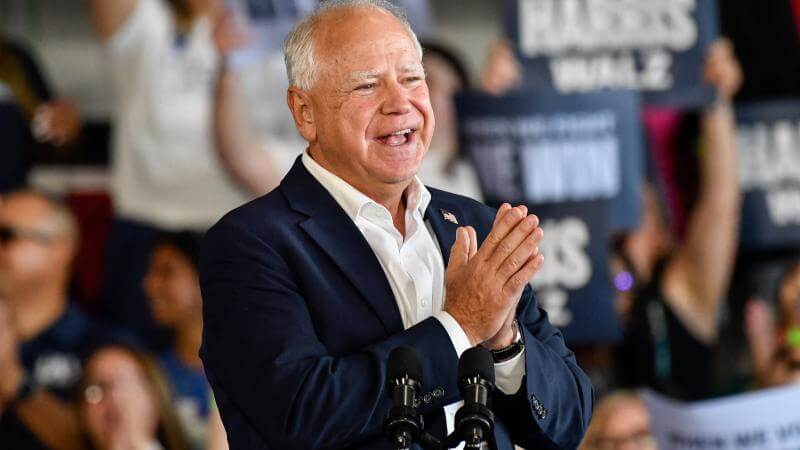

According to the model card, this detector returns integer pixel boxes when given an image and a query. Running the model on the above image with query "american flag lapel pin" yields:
[440,209,458,224]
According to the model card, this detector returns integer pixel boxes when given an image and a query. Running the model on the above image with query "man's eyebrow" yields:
[348,70,381,82]
[399,63,424,73]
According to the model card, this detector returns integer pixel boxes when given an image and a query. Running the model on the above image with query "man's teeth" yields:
[390,129,412,136]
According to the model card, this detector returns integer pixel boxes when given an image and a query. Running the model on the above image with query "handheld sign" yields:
[737,100,800,250]
[642,386,800,450]
[456,90,645,343]
[505,0,719,107]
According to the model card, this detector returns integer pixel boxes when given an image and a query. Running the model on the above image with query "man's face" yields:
[0,194,67,299]
[296,8,435,194]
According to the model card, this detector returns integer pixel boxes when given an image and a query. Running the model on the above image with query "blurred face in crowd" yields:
[778,262,800,328]
[423,51,464,157]
[143,244,202,329]
[80,348,160,450]
[0,192,74,301]
[582,394,657,450]
[767,345,800,387]
[290,7,435,197]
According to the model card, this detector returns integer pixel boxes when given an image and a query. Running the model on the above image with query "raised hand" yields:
[704,38,742,103]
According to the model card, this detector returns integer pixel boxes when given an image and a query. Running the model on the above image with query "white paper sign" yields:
[642,386,800,450]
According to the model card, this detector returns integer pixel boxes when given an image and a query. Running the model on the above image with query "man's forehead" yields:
[316,10,418,60]
[0,194,55,227]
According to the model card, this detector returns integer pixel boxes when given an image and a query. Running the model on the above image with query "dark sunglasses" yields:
[0,225,55,245]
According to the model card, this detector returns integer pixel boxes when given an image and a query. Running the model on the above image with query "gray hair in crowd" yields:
[283,0,424,90]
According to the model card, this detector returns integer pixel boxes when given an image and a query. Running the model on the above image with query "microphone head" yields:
[387,346,424,386]
[458,347,495,385]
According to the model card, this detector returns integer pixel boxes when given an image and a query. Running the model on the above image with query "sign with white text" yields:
[505,0,719,107]
[736,100,800,250]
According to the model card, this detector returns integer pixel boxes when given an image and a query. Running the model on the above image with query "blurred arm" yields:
[662,41,743,343]
[213,66,282,196]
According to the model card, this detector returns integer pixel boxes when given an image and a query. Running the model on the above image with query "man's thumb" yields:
[448,227,469,269]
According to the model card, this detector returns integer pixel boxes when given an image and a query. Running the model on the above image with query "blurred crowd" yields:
[1,1,800,450]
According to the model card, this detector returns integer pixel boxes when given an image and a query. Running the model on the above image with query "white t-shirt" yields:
[105,0,250,229]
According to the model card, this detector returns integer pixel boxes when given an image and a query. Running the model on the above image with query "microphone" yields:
[384,346,424,450]
[455,347,496,449]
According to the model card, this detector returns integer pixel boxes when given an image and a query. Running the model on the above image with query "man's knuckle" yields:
[498,242,513,254]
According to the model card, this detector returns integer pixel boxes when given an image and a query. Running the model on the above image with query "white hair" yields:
[284,0,424,90]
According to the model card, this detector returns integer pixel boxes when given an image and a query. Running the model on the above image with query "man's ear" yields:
[287,88,317,143]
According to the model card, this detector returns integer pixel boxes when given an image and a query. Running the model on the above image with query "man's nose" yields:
[381,79,412,115]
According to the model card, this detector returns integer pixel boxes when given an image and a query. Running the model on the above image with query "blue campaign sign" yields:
[455,89,644,231]
[504,0,719,108]
[528,202,621,344]
[736,100,800,250]
[455,90,643,343]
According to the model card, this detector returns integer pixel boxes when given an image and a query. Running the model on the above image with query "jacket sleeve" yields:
[199,219,461,450]
[492,285,594,450]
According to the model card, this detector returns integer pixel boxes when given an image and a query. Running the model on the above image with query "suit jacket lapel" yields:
[281,158,404,335]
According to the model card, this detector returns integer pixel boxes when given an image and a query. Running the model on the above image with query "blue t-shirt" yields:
[160,351,211,448]
[19,302,124,400]
[1,302,130,449]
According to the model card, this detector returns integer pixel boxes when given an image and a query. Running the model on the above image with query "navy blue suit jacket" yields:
[200,158,593,450]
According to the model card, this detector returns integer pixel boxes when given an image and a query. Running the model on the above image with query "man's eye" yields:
[355,83,376,91]
[405,76,423,83]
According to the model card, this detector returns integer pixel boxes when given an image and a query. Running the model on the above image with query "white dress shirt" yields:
[301,153,525,443]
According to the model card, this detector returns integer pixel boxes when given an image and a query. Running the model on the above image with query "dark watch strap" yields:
[490,339,524,363]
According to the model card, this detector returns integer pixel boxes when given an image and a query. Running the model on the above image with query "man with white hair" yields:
[200,1,593,449]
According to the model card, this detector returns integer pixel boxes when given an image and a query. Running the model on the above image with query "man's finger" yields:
[485,213,539,270]
[477,205,528,261]
[503,253,545,295]
[495,225,540,282]
[492,203,512,227]
[467,226,478,259]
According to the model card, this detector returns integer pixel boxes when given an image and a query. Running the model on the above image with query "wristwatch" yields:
[490,320,525,363]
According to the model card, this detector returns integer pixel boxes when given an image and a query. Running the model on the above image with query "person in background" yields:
[210,10,291,196]
[745,259,800,388]
[88,0,261,349]
[78,344,190,450]
[613,40,742,400]
[143,231,217,448]
[0,190,119,450]
[763,342,800,387]
[0,34,81,193]
[415,41,482,199]
[579,391,657,450]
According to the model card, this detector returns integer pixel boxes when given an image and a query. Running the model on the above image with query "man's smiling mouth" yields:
[376,128,416,146]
